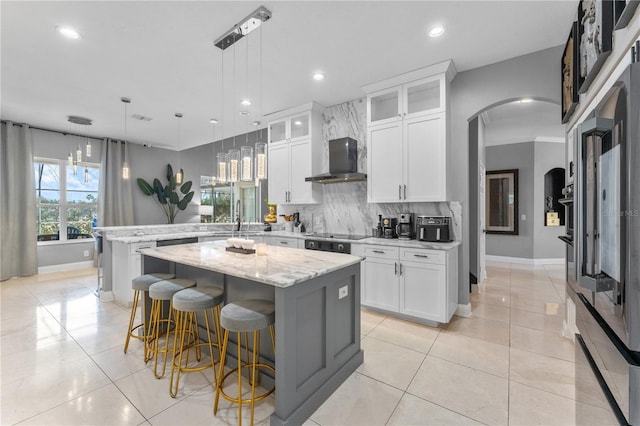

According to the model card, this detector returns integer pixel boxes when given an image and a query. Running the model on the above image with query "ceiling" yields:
[1,1,577,151]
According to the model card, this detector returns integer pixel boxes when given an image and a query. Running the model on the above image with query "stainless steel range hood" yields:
[305,137,367,184]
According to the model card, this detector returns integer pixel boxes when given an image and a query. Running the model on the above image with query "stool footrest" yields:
[216,363,275,405]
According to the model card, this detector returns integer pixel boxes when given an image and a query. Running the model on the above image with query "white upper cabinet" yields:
[363,60,456,203]
[266,102,323,204]
[367,75,445,127]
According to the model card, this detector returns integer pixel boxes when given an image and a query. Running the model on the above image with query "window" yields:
[35,158,99,241]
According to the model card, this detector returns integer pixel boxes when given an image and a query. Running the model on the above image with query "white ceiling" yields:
[1,1,577,151]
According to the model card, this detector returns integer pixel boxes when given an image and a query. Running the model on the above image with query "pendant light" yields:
[228,148,240,183]
[84,166,89,183]
[86,133,92,157]
[175,113,183,185]
[76,144,82,163]
[121,97,131,180]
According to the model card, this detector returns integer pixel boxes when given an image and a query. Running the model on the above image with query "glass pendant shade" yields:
[86,139,92,157]
[228,149,240,182]
[175,169,183,185]
[122,161,130,180]
[76,145,82,163]
[68,151,74,167]
[84,167,89,183]
[255,142,267,179]
[217,153,228,183]
[240,146,253,181]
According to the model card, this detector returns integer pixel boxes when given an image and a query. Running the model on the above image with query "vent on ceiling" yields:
[131,114,153,122]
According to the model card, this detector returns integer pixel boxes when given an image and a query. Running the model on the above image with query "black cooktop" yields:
[306,233,368,240]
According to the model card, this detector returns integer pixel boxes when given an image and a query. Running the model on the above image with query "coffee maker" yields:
[396,213,414,240]
[381,217,397,239]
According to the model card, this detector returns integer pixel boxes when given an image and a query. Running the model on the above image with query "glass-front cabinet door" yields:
[403,76,444,118]
[367,86,401,126]
[289,112,310,141]
[268,119,287,144]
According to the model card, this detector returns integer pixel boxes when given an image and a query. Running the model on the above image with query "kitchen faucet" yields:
[235,199,242,232]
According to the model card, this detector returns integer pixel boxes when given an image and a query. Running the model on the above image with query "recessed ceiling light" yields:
[56,26,81,39]
[313,72,325,81]
[239,111,249,116]
[293,120,302,126]
[428,25,445,38]
[519,98,534,104]
[210,118,219,124]
[252,121,261,126]
[241,99,252,106]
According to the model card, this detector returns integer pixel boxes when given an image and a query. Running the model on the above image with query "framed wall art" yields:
[485,169,519,235]
[614,0,640,29]
[562,21,580,123]
[578,0,614,94]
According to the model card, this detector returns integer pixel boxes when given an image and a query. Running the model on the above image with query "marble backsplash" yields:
[277,98,462,240]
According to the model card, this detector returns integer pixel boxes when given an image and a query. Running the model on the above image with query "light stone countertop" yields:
[139,240,363,288]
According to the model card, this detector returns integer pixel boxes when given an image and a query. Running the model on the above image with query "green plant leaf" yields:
[137,178,154,196]
[166,164,174,183]
[169,191,179,205]
[177,191,194,210]
[180,181,192,194]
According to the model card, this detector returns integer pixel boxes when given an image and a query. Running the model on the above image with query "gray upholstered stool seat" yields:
[149,278,196,300]
[132,273,175,291]
[215,299,276,424]
[148,278,196,379]
[220,299,275,332]
[172,287,224,312]
[169,286,225,398]
[124,272,175,357]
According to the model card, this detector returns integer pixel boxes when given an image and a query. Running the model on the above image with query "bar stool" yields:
[169,286,224,398]
[148,278,196,378]
[124,272,175,360]
[214,299,276,426]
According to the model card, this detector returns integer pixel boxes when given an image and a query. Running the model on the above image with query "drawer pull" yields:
[280,241,289,245]
[136,246,152,252]
[372,250,385,254]
[414,254,430,258]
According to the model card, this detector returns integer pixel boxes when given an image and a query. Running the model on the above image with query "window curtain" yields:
[0,122,37,281]
[98,139,134,226]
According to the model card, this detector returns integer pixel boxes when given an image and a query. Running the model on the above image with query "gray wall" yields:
[450,45,562,303]
[485,141,565,260]
[533,142,566,259]
[485,142,535,258]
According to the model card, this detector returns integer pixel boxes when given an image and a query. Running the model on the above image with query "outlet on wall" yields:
[83,250,90,257]
[338,285,348,299]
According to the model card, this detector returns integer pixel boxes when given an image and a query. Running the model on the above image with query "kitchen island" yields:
[139,241,363,425]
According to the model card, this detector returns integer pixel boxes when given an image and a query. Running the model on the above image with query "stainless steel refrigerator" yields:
[574,63,640,425]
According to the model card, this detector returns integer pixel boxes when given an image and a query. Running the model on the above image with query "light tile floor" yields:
[0,262,619,425]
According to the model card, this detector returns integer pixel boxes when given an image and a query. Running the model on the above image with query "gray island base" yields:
[140,241,364,425]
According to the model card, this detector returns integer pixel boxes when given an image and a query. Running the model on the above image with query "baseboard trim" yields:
[38,261,95,274]
[455,303,472,318]
[98,290,114,302]
[485,255,565,265]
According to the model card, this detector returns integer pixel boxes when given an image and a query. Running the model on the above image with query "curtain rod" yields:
[1,119,124,143]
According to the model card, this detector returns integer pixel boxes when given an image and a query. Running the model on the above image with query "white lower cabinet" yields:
[112,240,157,306]
[264,235,304,248]
[362,244,458,324]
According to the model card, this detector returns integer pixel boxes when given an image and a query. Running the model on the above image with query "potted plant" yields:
[137,164,195,224]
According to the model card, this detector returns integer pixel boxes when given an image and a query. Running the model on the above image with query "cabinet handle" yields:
[135,246,152,253]
[399,263,403,275]
[280,241,289,245]
[404,184,407,200]
[399,185,402,200]
[414,254,430,259]
[372,250,385,254]
[394,262,398,275]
